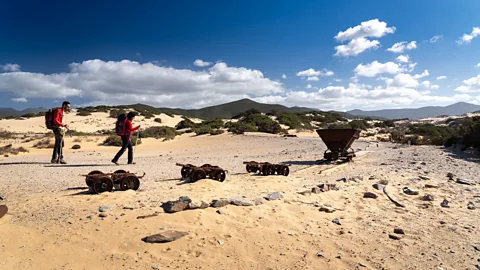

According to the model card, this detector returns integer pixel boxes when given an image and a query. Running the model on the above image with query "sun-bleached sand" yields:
[1,114,480,270]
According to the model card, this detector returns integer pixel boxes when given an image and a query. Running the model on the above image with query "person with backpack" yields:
[45,101,71,164]
[112,111,141,165]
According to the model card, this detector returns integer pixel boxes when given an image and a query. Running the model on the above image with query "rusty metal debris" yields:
[315,129,361,161]
[0,205,7,219]
[176,163,227,183]
[243,161,290,176]
[83,170,144,194]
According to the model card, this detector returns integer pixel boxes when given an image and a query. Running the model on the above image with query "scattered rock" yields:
[419,176,430,180]
[265,192,283,201]
[410,178,421,184]
[216,209,225,215]
[474,243,480,251]
[363,192,378,199]
[468,201,480,210]
[179,196,192,204]
[389,234,402,240]
[137,213,159,219]
[336,177,347,182]
[311,187,322,194]
[71,144,81,150]
[403,187,419,195]
[447,173,454,180]
[441,199,450,208]
[211,199,231,208]
[161,200,188,213]
[298,190,312,196]
[359,263,367,267]
[319,206,336,213]
[99,213,107,218]
[229,196,253,206]
[421,194,434,201]
[373,183,386,190]
[142,231,188,243]
[254,198,265,205]
[425,184,439,188]
[99,205,111,212]
[152,266,160,270]
[217,240,224,245]
[123,206,135,210]
[420,162,426,165]
[394,227,405,235]
[188,201,209,209]
[318,183,338,192]
[456,178,473,185]
[332,218,341,225]
[0,205,8,219]
[316,253,324,258]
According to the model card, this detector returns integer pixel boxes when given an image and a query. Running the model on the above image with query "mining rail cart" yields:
[243,161,290,176]
[176,163,227,182]
[315,129,361,161]
[84,170,144,194]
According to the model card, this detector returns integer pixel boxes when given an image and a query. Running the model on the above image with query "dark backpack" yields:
[115,114,127,136]
[45,108,57,129]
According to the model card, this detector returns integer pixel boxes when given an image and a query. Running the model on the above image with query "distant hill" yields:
[347,102,480,120]
[0,107,47,118]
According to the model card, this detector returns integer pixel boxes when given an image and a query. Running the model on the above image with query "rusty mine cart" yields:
[316,129,361,162]
[243,161,290,176]
[176,163,227,183]
[84,170,143,194]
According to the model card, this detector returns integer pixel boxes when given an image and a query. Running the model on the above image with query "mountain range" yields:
[1,99,479,120]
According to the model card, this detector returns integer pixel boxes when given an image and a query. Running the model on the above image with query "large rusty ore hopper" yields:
[316,129,361,161]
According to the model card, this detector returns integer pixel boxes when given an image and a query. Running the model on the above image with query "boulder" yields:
[363,192,378,199]
[142,231,188,243]
[161,200,188,213]
[229,196,253,206]
[71,144,81,150]
[211,199,230,208]
[265,192,284,201]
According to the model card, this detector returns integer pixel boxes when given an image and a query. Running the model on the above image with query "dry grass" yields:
[33,139,55,149]
[0,144,29,156]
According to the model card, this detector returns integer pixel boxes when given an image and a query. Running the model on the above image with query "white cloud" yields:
[306,84,312,89]
[0,59,283,108]
[354,61,403,77]
[429,35,443,43]
[437,76,447,80]
[431,85,440,89]
[1,64,21,72]
[387,73,419,88]
[12,97,28,102]
[457,27,480,44]
[296,68,334,77]
[387,41,417,53]
[476,63,480,67]
[396,55,409,63]
[413,70,429,79]
[282,74,287,79]
[334,37,380,57]
[455,74,480,92]
[334,19,396,42]
[421,80,431,88]
[334,78,342,82]
[333,19,395,57]
[408,63,417,72]
[307,76,319,81]
[193,59,212,67]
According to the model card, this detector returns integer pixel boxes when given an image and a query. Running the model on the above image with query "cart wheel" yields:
[277,166,290,176]
[262,165,275,176]
[86,170,104,186]
[114,170,127,174]
[213,170,226,182]
[120,176,140,191]
[181,167,190,179]
[246,165,252,173]
[192,169,207,182]
[92,177,114,194]
[201,164,211,168]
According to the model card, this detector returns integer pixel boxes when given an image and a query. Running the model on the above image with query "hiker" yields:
[112,112,140,165]
[49,101,71,164]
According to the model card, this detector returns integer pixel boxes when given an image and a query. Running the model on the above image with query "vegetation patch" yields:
[102,135,141,146]
[0,144,29,156]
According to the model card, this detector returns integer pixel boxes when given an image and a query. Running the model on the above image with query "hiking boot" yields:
[51,159,57,164]
[60,160,67,164]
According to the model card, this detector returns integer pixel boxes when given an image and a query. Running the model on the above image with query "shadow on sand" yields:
[442,147,480,163]
[279,160,330,166]
[0,161,51,166]
[44,164,116,168]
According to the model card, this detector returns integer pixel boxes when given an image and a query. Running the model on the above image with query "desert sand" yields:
[1,115,480,270]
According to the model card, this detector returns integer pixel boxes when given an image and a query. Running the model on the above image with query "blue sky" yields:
[1,0,480,111]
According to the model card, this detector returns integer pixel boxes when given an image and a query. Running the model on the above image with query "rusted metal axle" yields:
[84,170,143,194]
[176,163,227,183]
[243,161,290,176]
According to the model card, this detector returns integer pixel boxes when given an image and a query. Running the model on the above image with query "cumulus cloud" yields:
[1,64,21,72]
[296,68,334,77]
[307,76,319,81]
[354,61,403,77]
[429,35,443,43]
[396,55,409,63]
[387,73,419,88]
[333,19,395,57]
[413,70,429,79]
[387,41,417,53]
[193,59,212,67]
[431,85,440,89]
[421,80,431,88]
[476,63,480,67]
[0,59,283,108]
[282,74,287,79]
[437,76,447,80]
[12,97,28,102]
[457,27,480,44]
[306,84,312,89]
[455,74,480,92]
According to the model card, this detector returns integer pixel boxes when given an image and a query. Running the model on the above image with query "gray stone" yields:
[457,178,473,185]
[188,201,209,209]
[229,196,253,206]
[403,187,419,195]
[425,184,439,188]
[373,184,386,190]
[421,194,434,201]
[363,192,378,199]
[332,218,341,225]
[265,192,284,201]
[152,266,160,270]
[441,199,450,208]
[71,144,81,150]
[216,209,225,215]
[468,201,480,210]
[142,231,188,243]
[394,227,405,234]
[410,178,421,184]
[447,173,454,180]
[389,234,402,240]
[99,213,107,218]
[419,176,430,180]
[254,198,265,205]
[161,200,188,213]
[311,187,322,194]
[99,205,111,212]
[211,199,230,208]
[298,190,312,196]
[178,196,192,204]
[319,206,336,213]
[474,243,480,251]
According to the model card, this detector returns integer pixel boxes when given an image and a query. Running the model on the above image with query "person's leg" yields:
[112,136,128,164]
[127,139,134,164]
[52,128,61,162]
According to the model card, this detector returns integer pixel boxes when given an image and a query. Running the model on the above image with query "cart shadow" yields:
[65,187,89,190]
[280,160,330,166]
[44,164,115,168]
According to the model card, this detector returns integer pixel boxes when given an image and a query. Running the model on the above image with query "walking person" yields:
[112,112,140,165]
[51,101,70,164]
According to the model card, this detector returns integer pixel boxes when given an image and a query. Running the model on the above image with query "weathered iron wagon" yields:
[84,170,144,194]
[315,129,361,161]
[176,163,227,182]
[243,161,290,176]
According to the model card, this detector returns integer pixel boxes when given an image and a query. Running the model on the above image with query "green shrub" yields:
[102,135,141,146]
[374,122,387,128]
[176,118,196,129]
[141,126,178,140]
[76,110,92,116]
[226,122,258,134]
[384,120,395,127]
[0,129,14,139]
[209,129,225,135]
[193,126,213,135]
[33,139,54,149]
[21,113,37,118]
[328,123,352,129]
[154,118,162,123]
[109,109,126,118]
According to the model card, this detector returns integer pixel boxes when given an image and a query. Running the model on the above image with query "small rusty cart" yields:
[315,129,361,161]
[243,161,290,176]
[84,170,144,194]
[176,163,227,183]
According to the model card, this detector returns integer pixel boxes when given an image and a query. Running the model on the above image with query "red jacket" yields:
[53,108,64,127]
[125,119,139,137]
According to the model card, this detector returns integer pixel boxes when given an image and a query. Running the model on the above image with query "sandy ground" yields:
[0,131,479,270]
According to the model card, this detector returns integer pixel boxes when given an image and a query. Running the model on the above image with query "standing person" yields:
[51,101,71,164]
[112,112,140,165]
